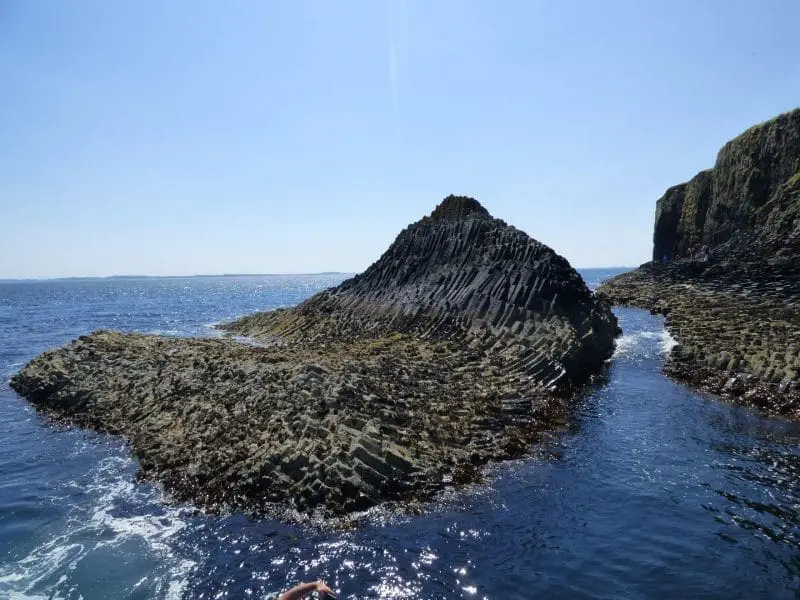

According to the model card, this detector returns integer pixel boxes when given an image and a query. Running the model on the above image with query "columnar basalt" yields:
[12,196,618,515]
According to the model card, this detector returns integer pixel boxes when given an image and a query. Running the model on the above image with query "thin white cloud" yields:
[385,0,409,124]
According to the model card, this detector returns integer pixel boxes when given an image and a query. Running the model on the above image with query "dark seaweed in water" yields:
[0,272,798,599]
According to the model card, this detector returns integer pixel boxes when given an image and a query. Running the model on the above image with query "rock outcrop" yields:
[600,110,800,418]
[652,109,800,261]
[11,196,618,515]
[225,195,616,392]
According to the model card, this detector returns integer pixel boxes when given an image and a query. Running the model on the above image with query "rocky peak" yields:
[428,195,491,221]
[229,195,618,393]
[11,194,620,517]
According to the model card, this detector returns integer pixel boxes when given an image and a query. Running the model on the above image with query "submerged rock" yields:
[599,110,800,418]
[11,196,618,515]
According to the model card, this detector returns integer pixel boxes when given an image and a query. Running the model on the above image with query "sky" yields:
[1,1,799,278]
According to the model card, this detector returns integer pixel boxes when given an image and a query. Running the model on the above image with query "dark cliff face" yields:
[653,108,800,260]
[653,183,687,261]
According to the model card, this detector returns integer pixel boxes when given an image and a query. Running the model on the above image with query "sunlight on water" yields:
[0,453,196,599]
[0,272,798,599]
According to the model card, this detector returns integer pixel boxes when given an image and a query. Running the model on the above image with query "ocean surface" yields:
[0,269,798,599]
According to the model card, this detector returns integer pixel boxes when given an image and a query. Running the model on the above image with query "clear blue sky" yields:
[2,1,799,278]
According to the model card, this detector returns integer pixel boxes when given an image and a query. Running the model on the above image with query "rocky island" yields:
[11,196,617,515]
[598,109,800,418]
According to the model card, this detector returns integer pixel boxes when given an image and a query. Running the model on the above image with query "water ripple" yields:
[0,271,798,599]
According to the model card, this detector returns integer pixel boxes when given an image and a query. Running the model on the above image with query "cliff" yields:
[11,196,618,516]
[601,110,800,418]
[653,108,800,260]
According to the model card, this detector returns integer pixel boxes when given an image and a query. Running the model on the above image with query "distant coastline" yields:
[0,272,355,283]
[0,267,633,285]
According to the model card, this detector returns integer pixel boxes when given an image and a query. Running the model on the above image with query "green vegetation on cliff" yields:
[602,108,800,419]
[653,108,800,260]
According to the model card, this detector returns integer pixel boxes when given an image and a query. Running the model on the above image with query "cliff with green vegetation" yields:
[653,109,800,260]
[601,110,800,418]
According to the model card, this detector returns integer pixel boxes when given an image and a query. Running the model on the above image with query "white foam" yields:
[660,330,679,353]
[0,454,197,599]
[613,328,679,359]
[612,334,639,357]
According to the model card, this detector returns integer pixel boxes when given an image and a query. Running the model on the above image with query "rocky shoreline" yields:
[11,196,618,516]
[598,109,800,419]
[597,246,799,418]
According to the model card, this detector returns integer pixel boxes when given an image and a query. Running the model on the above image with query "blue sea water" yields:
[0,270,798,599]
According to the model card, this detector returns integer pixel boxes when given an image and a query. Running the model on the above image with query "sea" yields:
[0,269,798,600]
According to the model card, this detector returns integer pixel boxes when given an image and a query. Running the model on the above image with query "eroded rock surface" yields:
[11,196,618,515]
[652,109,800,261]
[600,110,800,418]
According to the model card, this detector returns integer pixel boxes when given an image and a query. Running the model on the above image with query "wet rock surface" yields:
[11,196,618,516]
[598,247,799,418]
[600,110,800,418]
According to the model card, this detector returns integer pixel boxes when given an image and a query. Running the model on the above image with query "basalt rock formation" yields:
[11,196,618,515]
[653,109,800,261]
[226,196,616,391]
[599,110,800,418]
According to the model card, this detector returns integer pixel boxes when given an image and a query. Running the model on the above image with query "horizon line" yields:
[0,265,636,283]
[0,272,355,283]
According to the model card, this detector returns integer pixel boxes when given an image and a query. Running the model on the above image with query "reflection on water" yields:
[710,443,799,551]
[178,306,800,600]
[0,272,798,599]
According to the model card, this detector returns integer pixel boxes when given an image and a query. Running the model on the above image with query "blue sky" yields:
[1,1,799,278]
